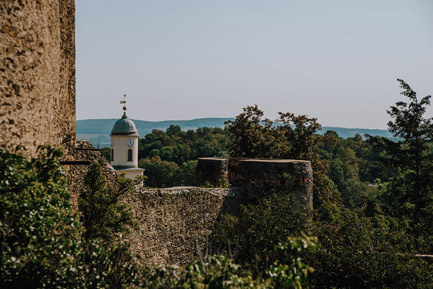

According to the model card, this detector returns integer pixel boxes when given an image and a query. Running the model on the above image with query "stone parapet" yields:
[196,158,313,211]
[123,187,241,266]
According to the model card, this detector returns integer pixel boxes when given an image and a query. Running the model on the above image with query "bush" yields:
[140,236,317,289]
[308,203,433,288]
[209,193,309,274]
[0,147,82,288]
[0,147,140,288]
[139,156,181,187]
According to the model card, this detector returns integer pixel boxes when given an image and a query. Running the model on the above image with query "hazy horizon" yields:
[76,0,433,129]
[76,116,392,131]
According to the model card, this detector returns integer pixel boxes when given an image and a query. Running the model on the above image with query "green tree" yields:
[273,112,322,160]
[0,147,140,288]
[139,156,181,187]
[79,160,137,243]
[166,124,183,137]
[367,79,433,236]
[225,105,275,158]
[316,131,369,208]
[210,194,308,274]
[99,146,111,161]
[180,160,198,186]
[307,204,433,288]
[226,105,338,208]
[0,147,82,288]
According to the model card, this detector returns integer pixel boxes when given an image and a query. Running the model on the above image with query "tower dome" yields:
[110,94,144,179]
[111,112,137,135]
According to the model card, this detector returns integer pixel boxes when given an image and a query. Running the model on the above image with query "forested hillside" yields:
[78,118,393,148]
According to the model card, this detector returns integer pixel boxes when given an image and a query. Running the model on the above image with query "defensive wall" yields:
[64,141,239,266]
[197,157,313,212]
[123,187,241,265]
[0,0,76,156]
[65,143,313,266]
[123,158,312,266]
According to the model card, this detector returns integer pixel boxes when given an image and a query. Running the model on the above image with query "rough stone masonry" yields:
[0,0,76,157]
[196,157,313,212]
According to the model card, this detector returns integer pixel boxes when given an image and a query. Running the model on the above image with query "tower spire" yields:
[120,94,127,112]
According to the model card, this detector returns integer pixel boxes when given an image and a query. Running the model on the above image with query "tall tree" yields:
[79,161,137,242]
[226,105,339,208]
[367,79,433,238]
[225,105,275,158]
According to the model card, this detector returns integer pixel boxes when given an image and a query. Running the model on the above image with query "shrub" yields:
[140,236,317,289]
[0,147,82,288]
[0,147,140,288]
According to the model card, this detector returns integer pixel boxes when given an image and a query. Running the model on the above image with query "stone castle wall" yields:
[0,0,76,156]
[197,158,313,211]
[123,158,313,266]
[62,141,237,266]
[65,146,314,266]
[123,187,241,266]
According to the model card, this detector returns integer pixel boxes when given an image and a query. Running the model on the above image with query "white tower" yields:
[110,95,144,179]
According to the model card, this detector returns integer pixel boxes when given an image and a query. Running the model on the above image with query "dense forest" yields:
[3,80,433,288]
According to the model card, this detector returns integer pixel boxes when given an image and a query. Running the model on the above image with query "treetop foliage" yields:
[137,125,230,187]
[389,79,433,141]
[224,105,321,160]
[369,79,433,172]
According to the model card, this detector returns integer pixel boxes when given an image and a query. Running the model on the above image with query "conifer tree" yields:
[79,161,137,243]
[367,79,433,239]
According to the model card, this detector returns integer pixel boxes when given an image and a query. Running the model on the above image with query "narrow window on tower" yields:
[111,149,114,161]
[128,149,132,162]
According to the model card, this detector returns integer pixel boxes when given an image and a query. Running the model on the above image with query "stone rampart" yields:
[0,0,76,156]
[197,158,313,211]
[123,187,241,266]
[66,153,314,266]
[61,142,241,266]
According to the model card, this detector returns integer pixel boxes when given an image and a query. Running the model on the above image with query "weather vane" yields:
[120,94,127,111]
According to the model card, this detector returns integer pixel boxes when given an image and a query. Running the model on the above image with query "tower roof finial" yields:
[120,94,127,112]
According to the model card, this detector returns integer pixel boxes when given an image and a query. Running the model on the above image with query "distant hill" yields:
[77,118,393,148]
[319,127,392,139]
[77,118,234,147]
[77,117,232,137]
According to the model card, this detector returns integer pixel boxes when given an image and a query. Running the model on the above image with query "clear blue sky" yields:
[76,0,433,129]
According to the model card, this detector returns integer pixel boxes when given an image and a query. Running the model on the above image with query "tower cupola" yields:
[110,94,144,179]
[111,112,138,135]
